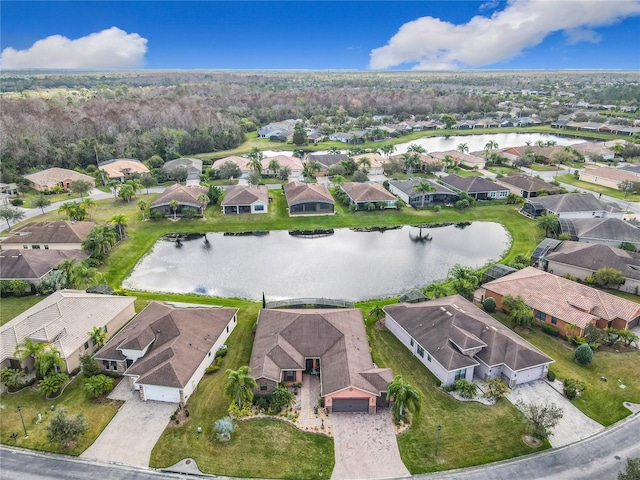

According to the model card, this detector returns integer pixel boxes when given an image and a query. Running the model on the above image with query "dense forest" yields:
[1,70,638,183]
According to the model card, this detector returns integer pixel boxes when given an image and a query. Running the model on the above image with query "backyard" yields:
[556,174,640,202]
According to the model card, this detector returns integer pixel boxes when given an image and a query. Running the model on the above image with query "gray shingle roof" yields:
[340,182,396,203]
[498,174,559,193]
[221,185,268,206]
[1,221,96,246]
[284,181,334,206]
[527,193,622,214]
[388,179,456,196]
[0,249,88,281]
[151,183,208,208]
[561,218,640,243]
[384,296,553,372]
[441,175,507,194]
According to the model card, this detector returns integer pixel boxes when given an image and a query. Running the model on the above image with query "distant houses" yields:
[98,159,149,182]
[24,168,95,192]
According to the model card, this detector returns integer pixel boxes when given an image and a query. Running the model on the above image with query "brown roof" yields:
[221,185,268,206]
[497,174,559,193]
[441,175,508,194]
[1,221,96,246]
[23,168,95,189]
[98,159,149,179]
[384,296,553,372]
[284,181,334,206]
[250,309,392,396]
[340,182,397,203]
[483,267,640,329]
[0,249,88,281]
[95,301,238,388]
[151,183,208,208]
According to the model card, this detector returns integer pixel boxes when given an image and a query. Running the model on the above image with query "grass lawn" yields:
[452,169,483,177]
[492,312,640,426]
[488,167,519,175]
[0,295,45,326]
[367,324,545,474]
[0,373,121,455]
[529,163,557,172]
[148,298,334,479]
[555,174,640,202]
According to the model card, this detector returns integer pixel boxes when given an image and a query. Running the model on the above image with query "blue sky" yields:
[2,1,640,70]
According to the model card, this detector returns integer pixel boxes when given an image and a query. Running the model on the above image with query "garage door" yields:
[332,398,369,412]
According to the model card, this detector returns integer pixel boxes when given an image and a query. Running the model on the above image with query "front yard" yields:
[556,174,640,202]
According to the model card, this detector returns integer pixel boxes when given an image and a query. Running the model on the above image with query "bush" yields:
[205,365,220,374]
[80,354,101,378]
[215,346,228,358]
[70,367,81,377]
[83,374,114,399]
[269,384,295,414]
[454,379,477,398]
[482,297,497,313]
[574,344,594,365]
[547,370,556,382]
[10,198,24,206]
[563,378,586,400]
[40,372,69,398]
[149,209,166,220]
[541,324,560,337]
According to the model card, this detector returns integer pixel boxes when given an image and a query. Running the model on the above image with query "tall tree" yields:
[71,180,93,199]
[107,180,120,200]
[81,197,97,220]
[110,214,128,241]
[0,206,25,231]
[118,184,135,203]
[32,194,51,215]
[386,375,421,422]
[224,366,257,409]
[138,199,148,221]
[537,214,560,238]
[71,262,101,289]
[198,193,210,220]
[35,345,66,378]
[88,326,107,348]
[457,143,469,154]
[170,199,179,220]
[14,338,45,366]
[82,225,118,259]
[413,180,436,207]
[267,159,281,176]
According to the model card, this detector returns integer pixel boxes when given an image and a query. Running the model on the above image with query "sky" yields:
[1,1,640,71]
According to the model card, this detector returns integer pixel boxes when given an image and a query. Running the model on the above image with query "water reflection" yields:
[124,222,509,301]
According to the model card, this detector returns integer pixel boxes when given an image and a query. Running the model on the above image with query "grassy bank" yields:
[0,295,45,326]
[556,174,640,202]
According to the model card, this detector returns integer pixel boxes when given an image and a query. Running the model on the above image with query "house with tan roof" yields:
[284,181,334,216]
[221,185,268,214]
[261,155,304,178]
[212,156,253,178]
[579,166,639,190]
[571,141,615,161]
[250,308,393,413]
[1,221,96,250]
[384,296,553,388]
[390,153,445,174]
[430,150,485,170]
[98,159,149,182]
[305,153,349,177]
[150,183,208,217]
[482,267,640,337]
[24,168,95,192]
[0,249,88,287]
[351,153,385,175]
[1,290,136,374]
[339,182,397,209]
[94,301,238,404]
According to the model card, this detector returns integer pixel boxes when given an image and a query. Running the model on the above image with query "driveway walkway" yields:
[506,380,603,448]
[331,411,410,480]
[81,393,177,467]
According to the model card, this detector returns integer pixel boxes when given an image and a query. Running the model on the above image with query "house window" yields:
[427,354,432,362]
[92,338,97,346]
[499,191,508,197]
[490,191,496,198]
[283,371,296,382]
[23,245,28,249]
[226,326,229,333]
[551,317,558,325]
[254,205,264,211]
[410,339,414,347]
[102,360,110,370]
[31,245,40,249]
[260,383,268,391]
[416,345,425,358]
[110,361,117,369]
[84,342,89,350]
[455,369,467,381]
[535,310,546,322]
[104,325,107,333]
[44,245,49,250]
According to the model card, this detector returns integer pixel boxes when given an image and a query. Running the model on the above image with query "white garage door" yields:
[142,384,181,403]
[515,365,546,385]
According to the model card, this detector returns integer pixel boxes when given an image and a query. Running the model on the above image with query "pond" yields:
[123,222,510,301]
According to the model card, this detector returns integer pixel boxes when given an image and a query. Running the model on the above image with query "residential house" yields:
[441,175,509,200]
[501,145,558,164]
[351,153,385,175]
[329,132,355,144]
[1,290,136,373]
[24,168,95,192]
[284,181,334,215]
[212,156,252,178]
[94,301,238,404]
[384,296,554,388]
[495,174,561,198]
[482,267,640,336]
[539,241,640,294]
[221,185,269,214]
[558,217,640,250]
[162,158,203,183]
[390,153,445,173]
[98,159,149,182]
[571,142,615,162]
[0,221,96,250]
[305,153,349,177]
[579,166,639,190]
[150,183,209,217]
[257,120,297,141]
[0,183,19,197]
[388,179,458,207]
[339,182,397,209]
[250,308,393,413]
[0,249,88,287]
[430,150,486,170]
[522,193,624,219]
[262,155,304,178]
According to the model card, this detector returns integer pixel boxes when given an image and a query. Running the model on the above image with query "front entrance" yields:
[332,398,369,413]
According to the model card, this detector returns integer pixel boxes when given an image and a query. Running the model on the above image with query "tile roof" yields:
[351,153,386,168]
[306,153,349,168]
[528,193,622,214]
[1,290,135,365]
[562,218,640,244]
[582,166,639,183]
[0,249,88,281]
[95,302,238,388]
[98,159,149,179]
[212,156,252,171]
[284,181,334,206]
[1,221,96,246]
[384,296,553,372]
[151,183,208,208]
[431,150,485,166]
[441,175,507,194]
[262,155,303,171]
[221,185,268,206]
[340,182,397,203]
[162,158,203,174]
[250,309,392,396]
[23,168,95,189]
[483,267,640,329]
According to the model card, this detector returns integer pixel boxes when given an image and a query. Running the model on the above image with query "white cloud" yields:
[1,27,148,69]
[369,0,640,70]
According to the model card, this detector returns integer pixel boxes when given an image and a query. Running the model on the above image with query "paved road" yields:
[2,412,638,480]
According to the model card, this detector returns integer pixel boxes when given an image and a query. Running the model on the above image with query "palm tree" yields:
[407,144,426,154]
[110,214,128,241]
[357,156,372,172]
[332,175,346,185]
[379,144,396,159]
[457,143,469,154]
[138,199,148,221]
[485,140,499,151]
[198,193,210,220]
[107,180,120,200]
[82,197,97,220]
[35,346,66,378]
[413,180,436,207]
[248,157,263,175]
[369,305,385,322]
[247,147,264,163]
[118,184,135,202]
[386,375,421,422]
[224,366,257,409]
[443,154,455,170]
[82,225,118,259]
[70,262,101,289]
[537,214,560,238]
[14,338,45,366]
[306,161,322,178]
[88,326,107,348]
[268,159,281,176]
[169,199,179,220]
[427,282,450,299]
[57,259,77,288]
[125,178,143,197]
[402,153,420,176]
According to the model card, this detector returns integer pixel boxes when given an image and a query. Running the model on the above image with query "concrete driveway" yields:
[330,411,410,480]
[81,393,177,467]
[506,380,603,448]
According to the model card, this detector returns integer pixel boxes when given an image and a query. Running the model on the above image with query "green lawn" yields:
[488,167,520,175]
[0,373,121,455]
[555,174,640,202]
[367,325,545,473]
[492,312,640,426]
[0,295,45,326]
[529,163,557,172]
